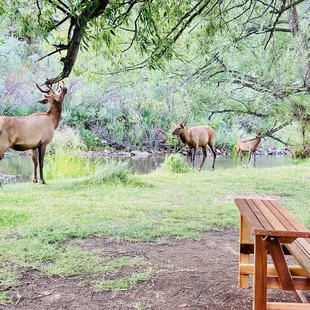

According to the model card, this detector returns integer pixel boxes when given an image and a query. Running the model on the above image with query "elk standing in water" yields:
[236,133,262,166]
[172,118,216,171]
[0,82,67,184]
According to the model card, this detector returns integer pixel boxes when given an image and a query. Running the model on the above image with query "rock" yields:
[130,151,150,157]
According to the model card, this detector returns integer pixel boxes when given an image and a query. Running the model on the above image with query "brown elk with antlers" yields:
[172,118,216,171]
[0,82,67,184]
[236,133,262,166]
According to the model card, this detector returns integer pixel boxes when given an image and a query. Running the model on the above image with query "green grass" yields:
[1,161,310,298]
[43,246,147,276]
[0,268,18,288]
[93,272,150,291]
[0,268,17,304]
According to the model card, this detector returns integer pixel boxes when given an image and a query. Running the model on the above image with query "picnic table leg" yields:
[239,214,251,288]
[253,235,268,310]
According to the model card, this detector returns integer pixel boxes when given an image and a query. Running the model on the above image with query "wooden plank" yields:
[267,276,310,290]
[239,215,250,288]
[240,243,292,255]
[254,199,298,231]
[267,303,310,309]
[235,198,263,233]
[285,239,310,277]
[252,199,305,238]
[270,200,310,234]
[235,199,310,238]
[253,235,268,310]
[295,239,310,275]
[247,199,274,231]
[253,199,293,237]
[295,290,309,304]
[294,290,309,304]
[239,264,307,277]
[267,237,295,290]
[253,199,285,231]
[279,237,297,244]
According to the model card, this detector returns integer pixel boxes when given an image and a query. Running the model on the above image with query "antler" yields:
[54,82,60,92]
[36,83,49,93]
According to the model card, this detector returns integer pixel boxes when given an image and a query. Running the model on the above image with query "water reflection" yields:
[0,153,292,180]
[0,155,33,176]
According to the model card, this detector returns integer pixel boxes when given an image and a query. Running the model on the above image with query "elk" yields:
[0,82,67,184]
[236,133,262,166]
[172,118,216,170]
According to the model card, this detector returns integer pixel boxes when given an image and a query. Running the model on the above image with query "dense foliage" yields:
[0,1,310,155]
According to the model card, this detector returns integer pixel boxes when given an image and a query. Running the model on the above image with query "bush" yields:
[79,127,102,150]
[86,160,131,185]
[45,152,99,180]
[160,154,191,173]
[45,126,98,180]
[47,126,87,154]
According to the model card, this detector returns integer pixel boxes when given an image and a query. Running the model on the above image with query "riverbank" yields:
[0,151,294,184]
[83,146,291,158]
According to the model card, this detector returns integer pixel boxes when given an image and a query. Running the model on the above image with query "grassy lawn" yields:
[0,160,310,297]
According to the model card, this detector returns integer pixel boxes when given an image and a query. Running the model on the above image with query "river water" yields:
[0,153,292,181]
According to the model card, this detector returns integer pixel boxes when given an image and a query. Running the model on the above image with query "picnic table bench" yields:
[235,198,310,310]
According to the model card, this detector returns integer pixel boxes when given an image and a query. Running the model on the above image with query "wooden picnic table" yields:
[235,198,310,310]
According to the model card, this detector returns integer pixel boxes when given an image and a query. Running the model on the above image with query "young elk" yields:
[0,82,67,184]
[172,119,216,170]
[236,133,262,166]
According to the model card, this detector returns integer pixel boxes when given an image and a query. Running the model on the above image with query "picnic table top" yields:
[235,198,310,238]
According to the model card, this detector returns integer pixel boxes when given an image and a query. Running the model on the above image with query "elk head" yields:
[36,82,67,105]
[172,116,187,136]
[255,130,262,138]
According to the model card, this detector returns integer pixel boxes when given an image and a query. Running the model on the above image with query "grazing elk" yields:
[0,82,67,184]
[236,133,262,166]
[172,118,216,170]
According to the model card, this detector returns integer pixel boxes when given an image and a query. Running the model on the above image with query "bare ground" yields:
[1,229,308,310]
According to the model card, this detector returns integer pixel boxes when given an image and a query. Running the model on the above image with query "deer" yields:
[236,132,262,166]
[172,118,216,171]
[0,82,67,184]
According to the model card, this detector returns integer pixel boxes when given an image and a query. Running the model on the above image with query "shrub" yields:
[160,154,191,173]
[79,127,102,150]
[45,126,98,180]
[47,126,87,154]
[45,152,99,180]
[86,160,131,185]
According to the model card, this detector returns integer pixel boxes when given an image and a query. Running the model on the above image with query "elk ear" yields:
[181,120,187,127]
[38,98,48,104]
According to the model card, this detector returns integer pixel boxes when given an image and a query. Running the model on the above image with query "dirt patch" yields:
[1,229,307,310]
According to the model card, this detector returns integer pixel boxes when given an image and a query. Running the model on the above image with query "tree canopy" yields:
[3,1,308,84]
[1,0,310,155]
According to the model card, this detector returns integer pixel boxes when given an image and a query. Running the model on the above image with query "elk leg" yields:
[254,152,257,167]
[199,147,207,171]
[190,149,194,167]
[210,146,216,170]
[191,148,197,169]
[240,151,243,163]
[0,143,9,160]
[31,148,38,183]
[248,151,252,164]
[38,145,47,184]
[236,149,240,163]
